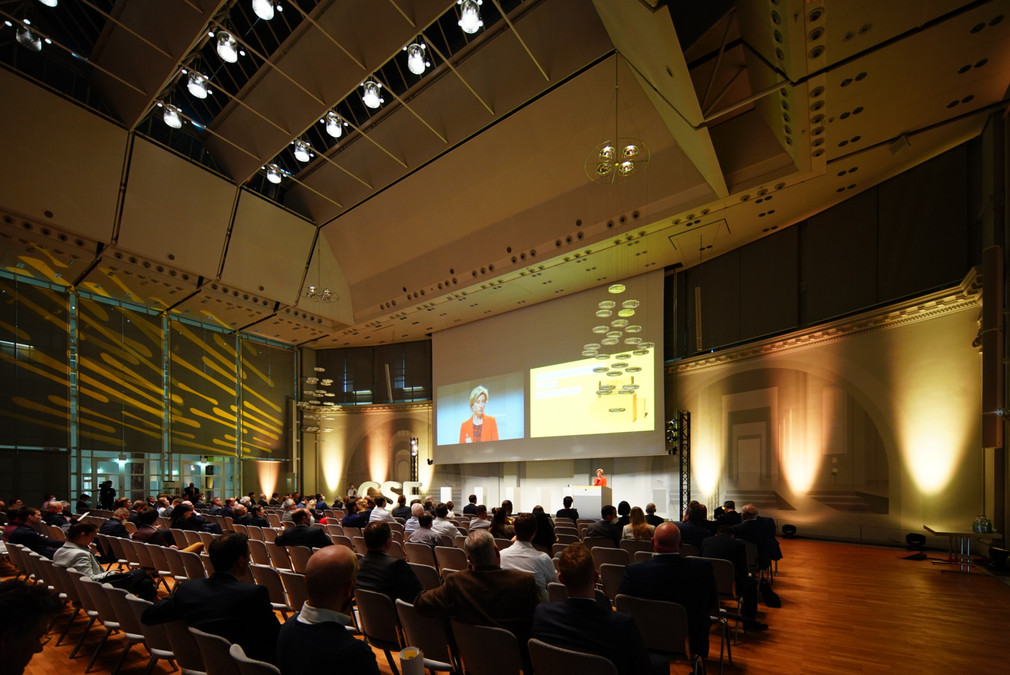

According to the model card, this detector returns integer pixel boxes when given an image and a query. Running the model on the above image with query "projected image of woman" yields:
[460,385,499,443]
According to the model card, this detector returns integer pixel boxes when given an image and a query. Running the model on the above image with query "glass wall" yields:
[0,271,295,503]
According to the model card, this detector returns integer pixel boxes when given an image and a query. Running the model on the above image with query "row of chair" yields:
[352,584,714,675]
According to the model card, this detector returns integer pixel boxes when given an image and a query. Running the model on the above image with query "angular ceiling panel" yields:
[220,190,316,305]
[0,70,126,244]
[119,138,237,278]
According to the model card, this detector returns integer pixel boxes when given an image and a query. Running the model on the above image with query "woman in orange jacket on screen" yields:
[459,385,499,443]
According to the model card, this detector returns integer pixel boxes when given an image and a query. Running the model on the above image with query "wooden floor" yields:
[13,538,1010,674]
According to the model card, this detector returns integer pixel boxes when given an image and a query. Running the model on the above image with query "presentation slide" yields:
[432,270,665,464]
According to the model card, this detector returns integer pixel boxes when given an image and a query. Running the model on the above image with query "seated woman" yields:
[489,507,515,539]
[530,506,556,554]
[621,506,655,541]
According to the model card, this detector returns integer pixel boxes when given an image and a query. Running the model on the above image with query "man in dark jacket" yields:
[275,508,332,549]
[142,532,280,664]
[356,522,422,603]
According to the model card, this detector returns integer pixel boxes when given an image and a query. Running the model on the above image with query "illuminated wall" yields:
[301,402,432,499]
[670,280,983,544]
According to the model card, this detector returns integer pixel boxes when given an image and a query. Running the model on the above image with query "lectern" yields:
[572,485,612,519]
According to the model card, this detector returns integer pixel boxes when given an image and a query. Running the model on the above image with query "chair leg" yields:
[111,641,134,675]
[70,616,97,659]
[56,605,81,646]
[85,627,113,673]
[383,649,401,675]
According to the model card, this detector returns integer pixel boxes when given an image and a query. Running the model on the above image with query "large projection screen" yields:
[433,270,665,464]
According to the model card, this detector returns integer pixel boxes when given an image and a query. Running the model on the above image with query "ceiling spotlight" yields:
[16,24,42,52]
[251,0,275,21]
[405,42,429,75]
[323,111,345,138]
[160,102,183,129]
[186,71,210,98]
[38,0,59,7]
[361,79,383,109]
[458,0,483,34]
[216,31,239,63]
[264,164,283,184]
[292,139,312,163]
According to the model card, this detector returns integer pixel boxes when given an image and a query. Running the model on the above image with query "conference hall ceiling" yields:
[0,0,1007,346]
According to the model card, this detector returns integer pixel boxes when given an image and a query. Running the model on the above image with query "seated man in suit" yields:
[391,494,412,520]
[142,532,280,664]
[277,544,379,674]
[275,508,332,549]
[356,521,422,603]
[468,504,493,531]
[555,496,579,524]
[533,542,664,675]
[367,495,397,524]
[678,502,715,549]
[414,529,540,654]
[99,508,131,539]
[131,507,175,547]
[732,504,773,570]
[716,500,742,527]
[462,493,478,515]
[644,502,664,527]
[7,507,63,559]
[618,522,718,659]
[700,526,766,630]
[585,505,622,546]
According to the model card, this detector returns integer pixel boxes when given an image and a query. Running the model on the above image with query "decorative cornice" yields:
[670,269,981,374]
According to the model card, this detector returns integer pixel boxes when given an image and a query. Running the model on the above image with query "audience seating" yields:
[591,546,630,570]
[160,619,207,675]
[619,539,654,556]
[528,638,618,675]
[286,545,313,573]
[434,546,467,571]
[229,643,281,675]
[451,619,523,675]
[124,593,177,675]
[354,587,404,674]
[582,536,616,550]
[189,626,242,675]
[615,594,707,675]
[598,563,625,604]
[395,599,458,673]
[404,542,438,568]
[249,564,293,618]
[407,562,441,591]
[278,570,307,615]
[102,584,148,675]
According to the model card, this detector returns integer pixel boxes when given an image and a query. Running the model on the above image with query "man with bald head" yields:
[618,522,718,659]
[276,545,379,674]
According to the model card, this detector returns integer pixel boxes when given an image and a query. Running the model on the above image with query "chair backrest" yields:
[403,542,437,567]
[598,563,626,603]
[351,536,369,555]
[494,538,512,550]
[247,526,264,541]
[388,540,406,560]
[395,599,457,670]
[261,527,277,542]
[591,546,630,570]
[582,536,616,549]
[147,542,172,572]
[619,539,654,556]
[265,541,292,570]
[556,533,580,544]
[232,523,249,536]
[278,570,307,614]
[324,523,344,536]
[249,564,291,611]
[125,594,174,655]
[434,545,468,571]
[182,529,202,547]
[633,550,655,563]
[104,584,144,636]
[680,542,701,558]
[229,642,281,675]
[528,638,618,675]
[547,581,568,603]
[454,534,467,549]
[614,594,691,658]
[247,538,271,566]
[161,619,206,672]
[330,534,354,549]
[342,525,362,539]
[688,555,738,601]
[178,549,207,580]
[407,562,441,591]
[198,531,216,547]
[451,620,523,675]
[189,626,241,675]
[552,542,569,557]
[266,512,282,528]
[286,545,313,573]
[354,587,402,650]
